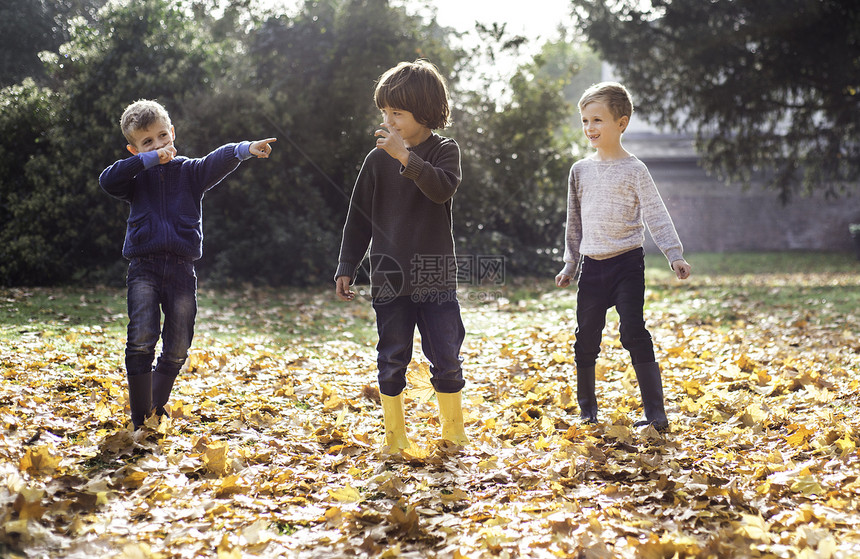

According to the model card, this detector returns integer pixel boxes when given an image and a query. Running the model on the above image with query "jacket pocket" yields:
[175,215,203,246]
[127,215,153,245]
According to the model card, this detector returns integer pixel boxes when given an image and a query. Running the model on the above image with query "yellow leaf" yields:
[121,469,148,489]
[786,425,814,448]
[741,403,769,427]
[834,436,856,456]
[215,474,247,498]
[735,514,771,542]
[334,407,347,427]
[605,424,632,443]
[540,415,554,435]
[13,489,46,521]
[19,445,61,477]
[323,394,345,411]
[790,475,823,495]
[380,544,402,558]
[406,363,435,402]
[735,354,757,372]
[203,441,230,476]
[118,543,153,559]
[329,484,362,503]
[402,443,430,460]
[680,379,704,397]
[534,435,551,451]
[94,401,112,423]
[521,376,539,393]
[441,488,469,502]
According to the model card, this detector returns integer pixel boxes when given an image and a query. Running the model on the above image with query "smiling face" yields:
[379,106,430,147]
[126,118,175,155]
[580,100,628,154]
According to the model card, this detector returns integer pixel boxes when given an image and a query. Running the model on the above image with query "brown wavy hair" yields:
[374,60,450,130]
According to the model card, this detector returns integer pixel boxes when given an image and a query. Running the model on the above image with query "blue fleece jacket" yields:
[99,142,253,260]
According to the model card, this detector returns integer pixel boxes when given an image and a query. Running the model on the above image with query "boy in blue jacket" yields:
[100,99,275,429]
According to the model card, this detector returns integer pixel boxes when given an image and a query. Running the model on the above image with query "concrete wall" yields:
[626,135,860,255]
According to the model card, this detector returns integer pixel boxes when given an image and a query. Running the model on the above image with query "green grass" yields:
[2,252,858,346]
[0,287,127,332]
[642,252,860,329]
[457,251,860,333]
[662,251,860,276]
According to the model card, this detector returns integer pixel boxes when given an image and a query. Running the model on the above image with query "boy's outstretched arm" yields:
[249,138,277,158]
[671,259,692,280]
[335,275,355,301]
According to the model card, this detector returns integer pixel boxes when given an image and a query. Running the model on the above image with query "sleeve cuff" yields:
[561,260,579,277]
[140,151,160,169]
[334,262,357,282]
[665,249,684,266]
[235,141,253,161]
[401,151,423,180]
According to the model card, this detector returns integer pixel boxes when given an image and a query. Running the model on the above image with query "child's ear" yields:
[126,144,139,155]
[618,115,630,133]
[170,125,176,141]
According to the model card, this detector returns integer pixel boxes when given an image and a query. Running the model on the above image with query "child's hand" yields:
[335,276,355,301]
[555,272,573,288]
[249,138,277,158]
[157,145,177,165]
[374,125,409,165]
[672,259,692,280]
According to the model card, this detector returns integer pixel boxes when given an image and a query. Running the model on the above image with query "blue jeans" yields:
[574,248,655,368]
[125,254,197,378]
[372,290,466,396]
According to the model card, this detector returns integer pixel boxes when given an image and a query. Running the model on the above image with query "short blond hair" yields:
[374,60,450,130]
[578,82,634,122]
[120,99,172,143]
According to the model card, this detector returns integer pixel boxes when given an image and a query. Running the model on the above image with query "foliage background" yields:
[3,0,857,288]
[569,0,860,202]
[0,0,584,287]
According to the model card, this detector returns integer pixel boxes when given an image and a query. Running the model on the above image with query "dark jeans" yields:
[125,254,197,377]
[574,248,655,368]
[372,290,466,396]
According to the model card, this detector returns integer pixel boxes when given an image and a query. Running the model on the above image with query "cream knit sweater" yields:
[561,155,683,278]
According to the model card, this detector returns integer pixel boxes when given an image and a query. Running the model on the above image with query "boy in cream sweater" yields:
[555,82,691,431]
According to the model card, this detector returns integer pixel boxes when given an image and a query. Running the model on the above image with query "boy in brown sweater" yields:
[556,82,691,431]
[335,60,468,451]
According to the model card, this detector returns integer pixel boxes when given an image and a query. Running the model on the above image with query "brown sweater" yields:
[561,155,684,279]
[335,133,462,298]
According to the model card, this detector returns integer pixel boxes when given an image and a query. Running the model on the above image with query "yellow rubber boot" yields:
[436,391,469,446]
[380,393,412,452]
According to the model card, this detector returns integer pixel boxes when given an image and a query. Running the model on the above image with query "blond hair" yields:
[120,99,172,143]
[374,60,450,130]
[578,82,634,122]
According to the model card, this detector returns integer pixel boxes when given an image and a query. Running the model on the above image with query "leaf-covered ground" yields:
[2,254,859,558]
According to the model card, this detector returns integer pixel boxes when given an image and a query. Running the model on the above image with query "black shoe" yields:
[633,362,669,431]
[127,372,153,430]
[152,370,177,418]
[576,365,598,424]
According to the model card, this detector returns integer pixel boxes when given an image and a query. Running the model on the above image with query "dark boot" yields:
[633,362,669,431]
[127,372,153,429]
[152,370,177,417]
[576,365,598,424]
